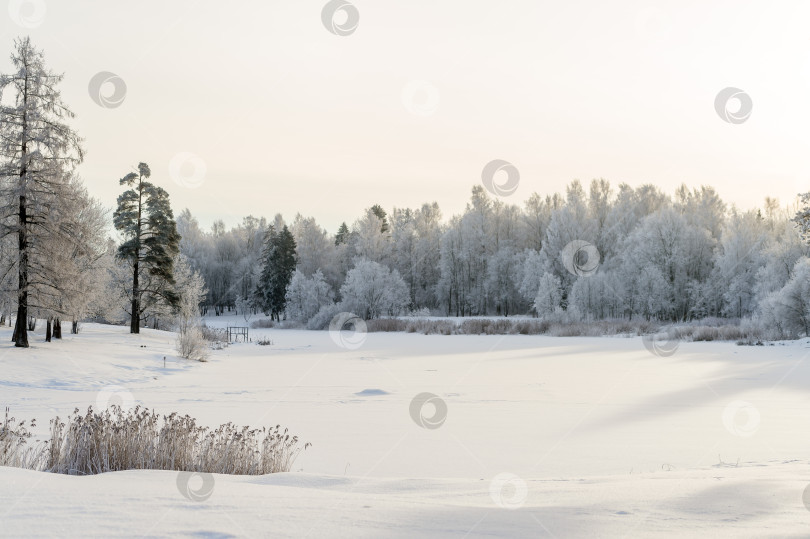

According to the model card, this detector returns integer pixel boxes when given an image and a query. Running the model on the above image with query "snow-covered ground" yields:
[2,315,810,537]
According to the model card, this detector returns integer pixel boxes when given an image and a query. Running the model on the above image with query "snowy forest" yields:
[5,36,810,351]
[176,181,810,338]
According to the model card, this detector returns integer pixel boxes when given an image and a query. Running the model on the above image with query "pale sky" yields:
[2,0,809,233]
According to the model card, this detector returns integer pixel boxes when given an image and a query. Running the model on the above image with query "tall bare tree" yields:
[0,37,84,347]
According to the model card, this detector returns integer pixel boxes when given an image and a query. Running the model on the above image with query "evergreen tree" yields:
[370,204,390,233]
[113,162,180,333]
[0,37,84,347]
[335,222,350,245]
[254,225,297,320]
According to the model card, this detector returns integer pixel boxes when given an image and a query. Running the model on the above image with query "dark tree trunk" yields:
[54,318,62,339]
[130,258,139,334]
[71,319,79,334]
[14,192,29,347]
[45,318,51,342]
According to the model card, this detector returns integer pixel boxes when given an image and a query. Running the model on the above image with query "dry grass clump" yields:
[343,316,768,343]
[250,319,276,329]
[1,408,47,469]
[364,317,659,337]
[664,322,767,344]
[200,325,228,343]
[2,406,309,476]
[365,318,408,332]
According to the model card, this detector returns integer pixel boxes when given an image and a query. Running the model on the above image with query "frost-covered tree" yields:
[285,269,334,322]
[568,273,623,320]
[0,37,84,347]
[339,258,409,319]
[47,179,109,334]
[713,210,768,318]
[760,257,810,337]
[352,207,390,264]
[533,272,563,317]
[174,255,208,361]
[113,162,180,333]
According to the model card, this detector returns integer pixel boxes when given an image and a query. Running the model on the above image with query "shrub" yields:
[6,406,309,476]
[256,336,273,346]
[250,318,276,329]
[200,324,228,342]
[306,303,342,330]
[405,319,456,335]
[366,318,408,332]
[177,326,209,362]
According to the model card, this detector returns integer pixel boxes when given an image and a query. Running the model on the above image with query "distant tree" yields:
[254,225,296,321]
[370,204,390,233]
[0,37,84,347]
[533,272,563,317]
[335,222,350,245]
[113,162,181,333]
[760,257,810,338]
[339,258,409,319]
[285,269,334,322]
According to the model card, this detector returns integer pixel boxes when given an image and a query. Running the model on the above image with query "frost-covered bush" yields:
[306,303,342,330]
[177,325,209,362]
[174,256,209,361]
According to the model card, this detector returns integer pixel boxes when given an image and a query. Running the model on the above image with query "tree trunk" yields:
[71,319,79,334]
[14,193,29,347]
[130,258,139,333]
[45,318,51,342]
[54,318,62,339]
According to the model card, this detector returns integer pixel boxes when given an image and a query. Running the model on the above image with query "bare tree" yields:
[0,37,84,347]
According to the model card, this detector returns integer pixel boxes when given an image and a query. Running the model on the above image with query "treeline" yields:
[178,177,810,337]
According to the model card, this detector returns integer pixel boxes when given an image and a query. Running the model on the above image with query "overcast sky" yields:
[2,0,809,232]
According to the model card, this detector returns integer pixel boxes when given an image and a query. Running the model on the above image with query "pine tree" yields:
[335,222,350,245]
[113,162,180,333]
[370,204,390,233]
[254,225,297,320]
[0,37,84,347]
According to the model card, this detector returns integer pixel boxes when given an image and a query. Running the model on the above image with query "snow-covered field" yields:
[2,315,810,537]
